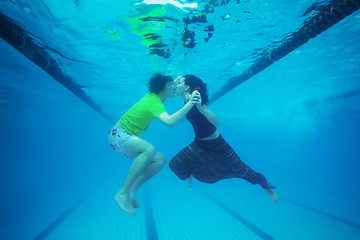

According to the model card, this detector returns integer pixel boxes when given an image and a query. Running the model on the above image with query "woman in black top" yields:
[169,75,278,202]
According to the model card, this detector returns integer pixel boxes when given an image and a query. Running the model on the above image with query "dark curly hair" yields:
[148,73,173,94]
[183,75,209,105]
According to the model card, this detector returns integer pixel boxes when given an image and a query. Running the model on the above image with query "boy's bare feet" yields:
[130,191,140,208]
[115,192,135,215]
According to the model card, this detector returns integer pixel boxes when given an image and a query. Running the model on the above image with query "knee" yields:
[143,145,157,159]
[154,152,167,167]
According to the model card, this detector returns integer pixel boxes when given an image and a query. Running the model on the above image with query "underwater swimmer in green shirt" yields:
[108,73,200,216]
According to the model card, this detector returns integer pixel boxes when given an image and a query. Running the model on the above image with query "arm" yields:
[196,104,219,125]
[157,92,200,127]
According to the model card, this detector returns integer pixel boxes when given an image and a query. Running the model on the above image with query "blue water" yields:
[1,0,360,239]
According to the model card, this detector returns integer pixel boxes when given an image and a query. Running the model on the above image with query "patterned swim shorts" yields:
[108,124,134,159]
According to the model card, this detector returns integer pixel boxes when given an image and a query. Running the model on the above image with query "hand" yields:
[189,90,201,104]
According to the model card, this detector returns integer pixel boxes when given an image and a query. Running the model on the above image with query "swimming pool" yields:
[1,1,360,239]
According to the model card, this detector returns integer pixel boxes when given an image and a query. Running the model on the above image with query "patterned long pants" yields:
[169,135,271,189]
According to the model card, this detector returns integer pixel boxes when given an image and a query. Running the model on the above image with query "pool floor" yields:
[1,175,360,240]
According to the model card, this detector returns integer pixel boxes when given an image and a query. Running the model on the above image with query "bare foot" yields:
[130,191,140,209]
[266,189,279,203]
[115,192,135,215]
[189,175,193,188]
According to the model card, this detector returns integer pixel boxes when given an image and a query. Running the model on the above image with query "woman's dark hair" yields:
[148,73,173,94]
[183,75,209,105]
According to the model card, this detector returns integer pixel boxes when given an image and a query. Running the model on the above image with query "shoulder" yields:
[144,93,162,102]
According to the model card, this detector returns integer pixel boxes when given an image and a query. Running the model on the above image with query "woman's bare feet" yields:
[266,189,279,203]
[262,181,278,203]
[130,191,140,208]
[115,192,135,215]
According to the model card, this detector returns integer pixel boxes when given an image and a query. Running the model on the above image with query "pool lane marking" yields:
[282,198,360,230]
[199,190,276,240]
[143,187,159,240]
[33,192,91,240]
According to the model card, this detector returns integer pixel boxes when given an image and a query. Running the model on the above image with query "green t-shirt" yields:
[119,93,166,136]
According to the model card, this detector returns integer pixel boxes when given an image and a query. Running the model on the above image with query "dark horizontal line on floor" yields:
[318,188,360,202]
[199,190,276,240]
[283,198,360,230]
[33,193,91,240]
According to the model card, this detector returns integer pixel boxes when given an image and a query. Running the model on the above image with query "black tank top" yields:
[186,105,217,138]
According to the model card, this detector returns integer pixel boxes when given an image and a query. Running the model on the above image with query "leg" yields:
[115,137,157,215]
[239,169,279,203]
[130,151,166,208]
[168,143,194,181]
[217,139,279,203]
[233,163,279,203]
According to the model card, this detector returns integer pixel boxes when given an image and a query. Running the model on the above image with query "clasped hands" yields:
[189,90,202,105]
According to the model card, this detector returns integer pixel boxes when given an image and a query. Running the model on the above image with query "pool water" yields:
[1,1,360,239]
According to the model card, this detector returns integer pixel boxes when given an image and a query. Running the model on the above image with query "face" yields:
[162,80,175,98]
[175,76,189,96]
